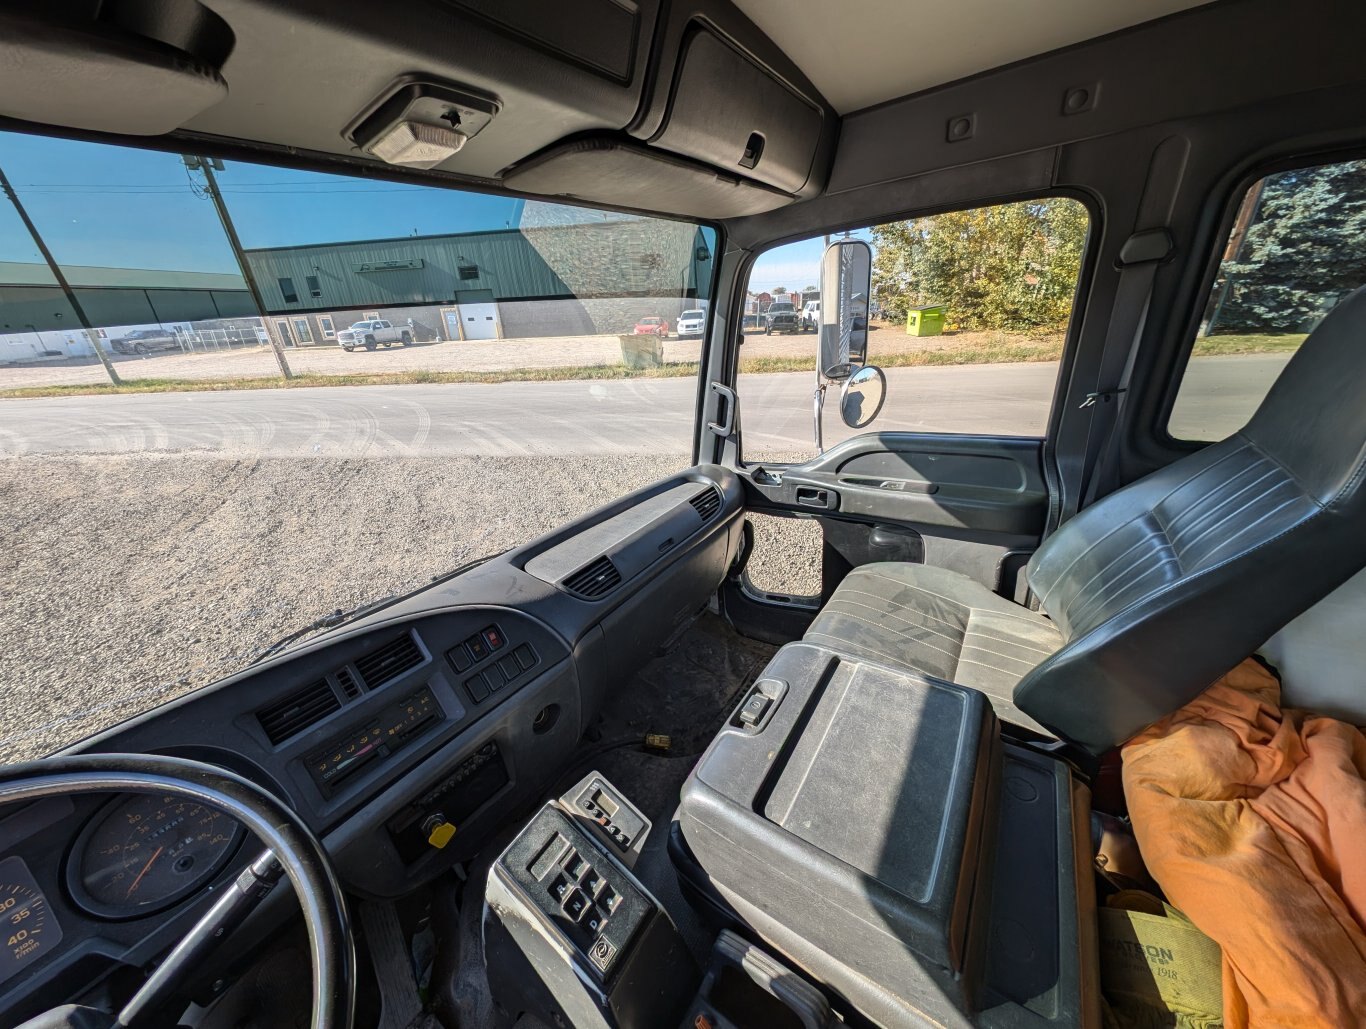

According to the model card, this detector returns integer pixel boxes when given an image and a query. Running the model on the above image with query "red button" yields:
[481,626,505,651]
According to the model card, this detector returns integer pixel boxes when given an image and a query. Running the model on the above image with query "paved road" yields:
[0,355,1289,458]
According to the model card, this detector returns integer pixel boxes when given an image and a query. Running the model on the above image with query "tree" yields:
[772,286,788,295]
[870,198,1087,331]
[1210,160,1366,333]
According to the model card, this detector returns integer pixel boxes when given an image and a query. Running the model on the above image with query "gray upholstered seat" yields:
[806,285,1366,752]
[804,562,1061,734]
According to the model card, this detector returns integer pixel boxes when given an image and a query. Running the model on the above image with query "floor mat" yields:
[589,610,778,758]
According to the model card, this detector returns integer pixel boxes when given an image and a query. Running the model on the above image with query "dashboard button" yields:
[465,674,490,702]
[514,644,537,671]
[498,655,520,681]
[448,645,472,673]
[563,887,589,921]
[481,626,506,651]
[466,634,489,661]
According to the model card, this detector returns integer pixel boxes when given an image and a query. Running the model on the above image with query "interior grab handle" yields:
[708,381,736,437]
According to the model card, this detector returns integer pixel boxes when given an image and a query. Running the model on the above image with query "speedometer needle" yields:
[126,846,164,899]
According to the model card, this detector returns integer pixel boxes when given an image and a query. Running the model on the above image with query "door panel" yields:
[739,432,1047,606]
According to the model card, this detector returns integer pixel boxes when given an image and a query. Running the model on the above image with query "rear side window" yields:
[1169,157,1366,440]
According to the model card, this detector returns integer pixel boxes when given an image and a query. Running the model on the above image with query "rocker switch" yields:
[739,693,771,727]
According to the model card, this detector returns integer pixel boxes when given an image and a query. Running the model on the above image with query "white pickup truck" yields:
[336,319,412,351]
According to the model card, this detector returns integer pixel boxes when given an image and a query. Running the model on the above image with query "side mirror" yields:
[840,365,887,428]
[819,239,872,381]
[814,238,886,450]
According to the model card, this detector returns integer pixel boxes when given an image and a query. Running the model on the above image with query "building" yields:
[0,261,250,361]
[243,219,713,346]
[0,220,713,362]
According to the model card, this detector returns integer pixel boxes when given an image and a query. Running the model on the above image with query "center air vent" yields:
[258,679,341,746]
[354,633,424,688]
[690,485,722,522]
[563,556,622,599]
[336,667,363,700]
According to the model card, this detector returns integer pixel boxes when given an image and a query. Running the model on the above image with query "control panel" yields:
[447,623,540,706]
[485,785,698,1028]
[560,773,650,869]
[495,805,651,981]
[305,686,443,794]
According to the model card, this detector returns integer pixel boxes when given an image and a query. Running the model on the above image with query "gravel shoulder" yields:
[0,452,820,762]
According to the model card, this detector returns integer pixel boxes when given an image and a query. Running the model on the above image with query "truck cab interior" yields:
[3,1,1366,1027]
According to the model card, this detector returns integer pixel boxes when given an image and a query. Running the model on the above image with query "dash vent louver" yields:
[336,667,363,700]
[354,633,424,688]
[689,485,723,522]
[563,556,622,599]
[258,679,341,745]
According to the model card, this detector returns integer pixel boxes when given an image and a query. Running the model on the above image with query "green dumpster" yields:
[906,305,947,337]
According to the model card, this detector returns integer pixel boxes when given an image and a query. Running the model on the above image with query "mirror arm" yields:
[813,382,827,453]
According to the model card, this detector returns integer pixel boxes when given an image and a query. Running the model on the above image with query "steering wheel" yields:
[0,755,355,1029]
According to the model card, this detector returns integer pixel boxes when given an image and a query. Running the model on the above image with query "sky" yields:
[0,131,527,272]
[0,129,869,292]
[747,229,874,295]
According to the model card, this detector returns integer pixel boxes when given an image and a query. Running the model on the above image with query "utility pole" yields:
[0,162,122,385]
[186,156,293,380]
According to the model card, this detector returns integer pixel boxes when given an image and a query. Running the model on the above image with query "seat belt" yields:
[1074,227,1173,511]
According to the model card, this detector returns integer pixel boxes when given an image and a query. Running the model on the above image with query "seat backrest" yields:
[1016,285,1366,751]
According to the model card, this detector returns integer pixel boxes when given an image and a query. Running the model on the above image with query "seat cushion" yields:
[803,562,1063,734]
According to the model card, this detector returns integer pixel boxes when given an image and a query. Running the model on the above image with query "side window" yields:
[1169,158,1366,440]
[736,198,1088,462]
[278,276,298,304]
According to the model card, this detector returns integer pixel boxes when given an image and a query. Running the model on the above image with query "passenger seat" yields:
[805,562,1061,734]
[804,285,1366,751]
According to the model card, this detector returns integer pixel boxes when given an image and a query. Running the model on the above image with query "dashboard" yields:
[0,466,743,1025]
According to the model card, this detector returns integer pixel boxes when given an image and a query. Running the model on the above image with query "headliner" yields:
[732,0,1216,113]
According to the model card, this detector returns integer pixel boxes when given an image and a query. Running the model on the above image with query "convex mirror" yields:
[840,365,887,428]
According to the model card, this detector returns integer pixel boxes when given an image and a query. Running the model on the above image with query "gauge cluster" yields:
[0,856,62,989]
[67,795,245,920]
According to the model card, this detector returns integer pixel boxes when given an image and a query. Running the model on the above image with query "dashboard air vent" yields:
[563,556,622,599]
[336,667,363,700]
[258,680,340,746]
[689,485,722,522]
[355,633,424,688]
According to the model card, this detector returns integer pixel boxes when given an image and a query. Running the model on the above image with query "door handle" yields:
[795,486,833,508]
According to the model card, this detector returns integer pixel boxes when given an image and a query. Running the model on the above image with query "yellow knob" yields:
[426,821,457,849]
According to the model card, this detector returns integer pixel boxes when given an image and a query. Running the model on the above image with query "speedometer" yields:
[68,794,245,919]
[0,856,63,987]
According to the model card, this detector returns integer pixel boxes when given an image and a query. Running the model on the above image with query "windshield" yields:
[0,131,715,762]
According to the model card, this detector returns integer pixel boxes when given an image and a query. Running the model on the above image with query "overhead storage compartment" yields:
[503,137,793,219]
[650,25,824,195]
[440,0,649,84]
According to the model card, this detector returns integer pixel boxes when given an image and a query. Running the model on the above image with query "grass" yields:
[1190,332,1306,356]
[0,332,1303,400]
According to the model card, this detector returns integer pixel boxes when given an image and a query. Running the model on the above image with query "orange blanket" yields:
[1122,659,1366,1028]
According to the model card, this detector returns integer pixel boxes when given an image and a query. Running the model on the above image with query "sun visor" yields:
[0,4,232,136]
[504,137,793,220]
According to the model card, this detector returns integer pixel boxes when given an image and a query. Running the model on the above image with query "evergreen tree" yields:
[1213,160,1366,332]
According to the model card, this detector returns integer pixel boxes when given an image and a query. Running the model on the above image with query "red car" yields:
[632,316,669,338]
